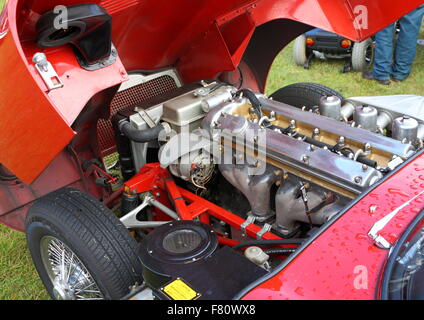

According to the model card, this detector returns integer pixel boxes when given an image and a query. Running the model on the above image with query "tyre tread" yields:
[26,188,143,299]
[270,82,344,108]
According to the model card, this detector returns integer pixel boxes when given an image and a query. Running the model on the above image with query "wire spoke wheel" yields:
[40,236,103,300]
[26,188,143,300]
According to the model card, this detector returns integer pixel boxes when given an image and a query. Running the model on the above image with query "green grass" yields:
[266,29,424,96]
[0,23,423,300]
[0,224,49,299]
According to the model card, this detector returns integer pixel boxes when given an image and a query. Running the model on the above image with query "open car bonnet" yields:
[0,0,423,183]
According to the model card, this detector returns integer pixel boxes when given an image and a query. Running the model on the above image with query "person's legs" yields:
[372,23,395,81]
[392,5,424,80]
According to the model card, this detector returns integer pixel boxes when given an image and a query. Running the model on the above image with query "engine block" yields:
[125,81,421,235]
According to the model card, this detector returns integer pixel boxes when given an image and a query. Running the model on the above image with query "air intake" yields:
[138,221,267,299]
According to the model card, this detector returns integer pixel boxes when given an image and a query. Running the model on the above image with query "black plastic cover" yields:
[139,221,268,300]
[36,4,114,68]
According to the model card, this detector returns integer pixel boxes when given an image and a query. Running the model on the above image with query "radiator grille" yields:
[316,37,339,43]
[97,75,178,158]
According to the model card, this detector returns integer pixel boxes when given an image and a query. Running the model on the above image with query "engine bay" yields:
[2,0,423,301]
[109,77,423,297]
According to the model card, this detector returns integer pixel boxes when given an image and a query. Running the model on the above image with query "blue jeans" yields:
[373,4,424,80]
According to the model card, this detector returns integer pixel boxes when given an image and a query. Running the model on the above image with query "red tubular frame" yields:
[124,163,281,242]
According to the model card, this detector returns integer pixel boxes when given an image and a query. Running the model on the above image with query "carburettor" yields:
[318,95,424,145]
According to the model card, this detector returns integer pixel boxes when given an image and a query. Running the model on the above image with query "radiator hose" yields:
[235,88,263,119]
[119,121,166,143]
[263,248,296,255]
[232,238,305,250]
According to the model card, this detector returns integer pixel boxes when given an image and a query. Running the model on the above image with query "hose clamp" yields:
[256,223,272,240]
[241,215,256,237]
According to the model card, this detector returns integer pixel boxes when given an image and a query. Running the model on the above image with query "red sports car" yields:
[0,0,423,300]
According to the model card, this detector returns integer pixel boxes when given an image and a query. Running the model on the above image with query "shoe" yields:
[362,71,390,85]
[391,77,406,82]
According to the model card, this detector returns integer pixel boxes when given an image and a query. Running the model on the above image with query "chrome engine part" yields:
[392,116,419,144]
[161,82,236,132]
[345,95,424,142]
[127,81,235,169]
[353,105,378,132]
[319,95,342,120]
[127,81,421,236]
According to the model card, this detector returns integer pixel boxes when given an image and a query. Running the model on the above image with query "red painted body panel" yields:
[0,0,128,183]
[242,154,424,300]
[21,43,128,125]
[0,151,83,231]
[0,0,423,299]
[0,2,75,183]
[1,0,422,183]
[0,149,103,231]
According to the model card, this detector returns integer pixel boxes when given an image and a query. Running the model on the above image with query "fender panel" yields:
[0,2,75,183]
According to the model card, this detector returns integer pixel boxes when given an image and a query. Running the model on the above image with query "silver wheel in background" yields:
[293,34,308,66]
[351,38,374,71]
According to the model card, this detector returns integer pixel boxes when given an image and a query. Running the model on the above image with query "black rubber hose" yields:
[119,121,165,143]
[303,136,377,168]
[236,89,263,119]
[232,238,305,250]
[0,174,16,181]
[0,166,17,181]
[263,248,296,255]
[112,116,136,180]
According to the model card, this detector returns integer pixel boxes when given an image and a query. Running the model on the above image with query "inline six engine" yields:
[116,81,422,237]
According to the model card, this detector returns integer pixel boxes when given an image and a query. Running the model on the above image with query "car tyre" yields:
[293,35,308,66]
[25,188,143,300]
[269,82,344,109]
[351,38,374,71]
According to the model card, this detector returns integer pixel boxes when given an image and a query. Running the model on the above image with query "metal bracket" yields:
[299,182,314,228]
[369,234,392,250]
[387,156,404,171]
[257,223,272,240]
[120,192,179,228]
[137,109,157,128]
[120,194,154,229]
[33,53,63,92]
[129,286,155,300]
[368,190,424,250]
[241,215,256,237]
[299,183,309,203]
